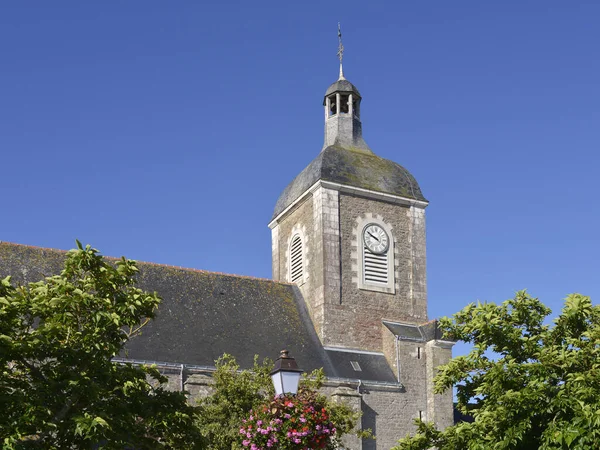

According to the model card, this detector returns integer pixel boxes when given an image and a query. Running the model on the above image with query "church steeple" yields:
[323,25,371,152]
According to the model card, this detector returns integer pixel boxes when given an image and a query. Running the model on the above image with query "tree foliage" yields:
[0,242,200,449]
[195,354,366,449]
[394,291,600,450]
[194,354,275,449]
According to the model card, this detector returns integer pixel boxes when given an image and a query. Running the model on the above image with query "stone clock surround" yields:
[352,213,396,294]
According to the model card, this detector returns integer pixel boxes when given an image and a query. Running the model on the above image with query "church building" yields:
[0,46,454,449]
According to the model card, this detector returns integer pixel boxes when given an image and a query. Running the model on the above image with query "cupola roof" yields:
[324,78,361,99]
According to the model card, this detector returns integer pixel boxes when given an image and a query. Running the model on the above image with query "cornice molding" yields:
[269,180,429,229]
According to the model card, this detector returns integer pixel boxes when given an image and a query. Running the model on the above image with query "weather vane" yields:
[337,22,345,80]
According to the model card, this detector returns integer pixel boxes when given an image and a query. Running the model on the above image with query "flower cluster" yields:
[238,392,337,449]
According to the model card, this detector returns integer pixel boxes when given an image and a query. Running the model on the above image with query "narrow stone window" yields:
[418,411,424,420]
[417,347,421,359]
[289,235,303,283]
[340,94,349,114]
[353,98,359,117]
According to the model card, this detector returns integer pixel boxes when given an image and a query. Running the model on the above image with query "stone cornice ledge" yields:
[323,378,404,392]
[269,180,429,229]
[431,340,456,350]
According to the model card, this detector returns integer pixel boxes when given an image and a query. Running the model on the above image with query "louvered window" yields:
[357,220,395,293]
[363,247,388,285]
[290,235,303,283]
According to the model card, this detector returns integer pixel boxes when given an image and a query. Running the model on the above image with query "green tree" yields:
[394,291,600,450]
[0,242,201,449]
[195,354,367,449]
[194,354,274,449]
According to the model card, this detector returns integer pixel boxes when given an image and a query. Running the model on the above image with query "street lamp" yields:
[271,349,303,396]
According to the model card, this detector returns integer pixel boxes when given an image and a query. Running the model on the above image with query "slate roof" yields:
[383,319,447,342]
[324,349,396,383]
[272,145,427,220]
[324,79,361,99]
[0,242,398,383]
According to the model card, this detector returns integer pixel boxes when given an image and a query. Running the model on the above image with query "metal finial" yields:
[337,22,345,80]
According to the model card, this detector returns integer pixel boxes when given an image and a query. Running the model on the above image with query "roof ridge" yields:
[0,241,292,286]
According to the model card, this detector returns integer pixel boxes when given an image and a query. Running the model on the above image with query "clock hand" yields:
[367,231,380,242]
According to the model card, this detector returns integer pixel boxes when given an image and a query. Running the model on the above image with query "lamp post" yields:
[270,349,303,396]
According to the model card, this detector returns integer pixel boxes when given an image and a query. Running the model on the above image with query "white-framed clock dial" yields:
[363,223,390,254]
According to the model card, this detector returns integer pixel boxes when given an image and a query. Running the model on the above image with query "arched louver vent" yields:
[363,247,388,284]
[290,235,303,283]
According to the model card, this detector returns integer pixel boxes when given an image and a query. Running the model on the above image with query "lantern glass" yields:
[271,369,301,396]
[271,372,283,396]
[271,350,303,396]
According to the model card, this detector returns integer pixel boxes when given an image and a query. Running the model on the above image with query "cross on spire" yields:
[337,22,345,80]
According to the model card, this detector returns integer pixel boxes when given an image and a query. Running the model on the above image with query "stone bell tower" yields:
[269,32,454,434]
[269,61,431,349]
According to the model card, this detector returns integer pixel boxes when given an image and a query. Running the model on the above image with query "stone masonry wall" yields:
[158,366,420,450]
[272,195,324,336]
[409,206,428,320]
[426,340,454,430]
[319,193,428,351]
[310,186,341,343]
[361,387,421,450]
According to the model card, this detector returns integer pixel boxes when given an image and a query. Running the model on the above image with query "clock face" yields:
[363,223,390,254]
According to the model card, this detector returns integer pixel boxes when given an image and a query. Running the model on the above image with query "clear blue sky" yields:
[2,2,599,353]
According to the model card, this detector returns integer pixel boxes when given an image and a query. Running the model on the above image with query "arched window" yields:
[289,234,303,283]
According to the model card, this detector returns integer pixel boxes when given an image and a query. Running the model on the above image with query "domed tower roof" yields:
[272,145,426,220]
[271,28,427,221]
